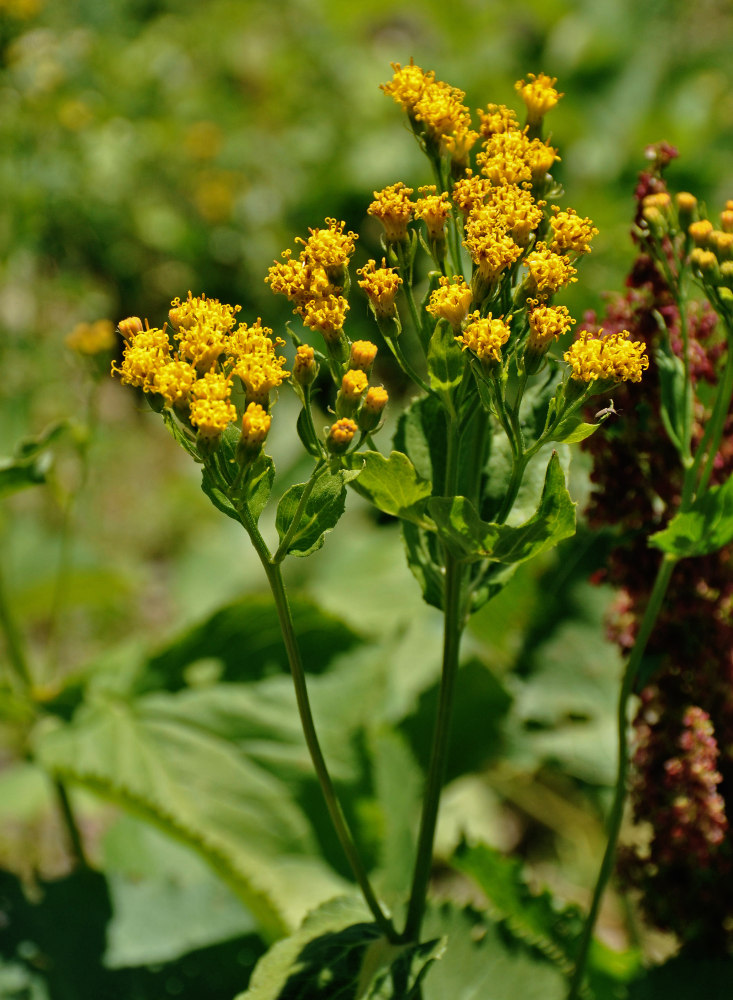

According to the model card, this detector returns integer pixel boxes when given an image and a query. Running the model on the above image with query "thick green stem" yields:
[401,551,464,942]
[567,552,677,1000]
[237,503,396,940]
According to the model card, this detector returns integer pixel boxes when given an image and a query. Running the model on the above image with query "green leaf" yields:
[345,451,433,525]
[401,522,445,611]
[276,468,359,557]
[393,395,447,493]
[421,902,566,1000]
[649,473,733,556]
[247,453,276,520]
[201,466,241,522]
[451,841,583,975]
[369,729,422,902]
[237,897,444,1000]
[33,686,350,940]
[429,454,576,565]
[427,322,465,398]
[0,420,72,498]
[548,415,600,444]
[655,340,688,453]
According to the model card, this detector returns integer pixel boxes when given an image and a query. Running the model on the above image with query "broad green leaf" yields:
[32,687,349,939]
[482,434,571,526]
[296,407,321,457]
[451,841,584,974]
[237,897,444,1000]
[429,453,576,565]
[141,593,363,692]
[421,902,566,1000]
[394,394,447,493]
[345,451,433,525]
[427,322,465,397]
[649,474,733,556]
[247,453,277,520]
[402,521,445,611]
[276,468,359,557]
[370,729,422,902]
[655,340,689,454]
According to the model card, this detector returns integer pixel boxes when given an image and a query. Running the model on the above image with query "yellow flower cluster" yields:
[527,303,575,352]
[266,218,356,342]
[113,292,289,441]
[368,182,414,243]
[458,312,512,365]
[463,211,522,283]
[514,73,563,126]
[414,186,451,240]
[564,330,649,384]
[427,275,473,329]
[549,207,598,256]
[524,243,578,298]
[357,259,403,319]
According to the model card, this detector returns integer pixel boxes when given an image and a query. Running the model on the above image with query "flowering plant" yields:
[106,64,654,996]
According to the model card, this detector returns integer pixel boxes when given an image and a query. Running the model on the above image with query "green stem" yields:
[237,502,396,940]
[567,552,677,1000]
[0,560,33,692]
[495,453,528,525]
[385,336,432,396]
[692,330,733,499]
[54,777,88,868]
[401,551,464,942]
[272,461,326,562]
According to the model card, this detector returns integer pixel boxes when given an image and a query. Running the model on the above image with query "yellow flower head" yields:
[66,319,116,355]
[240,401,271,448]
[118,317,144,340]
[459,311,512,365]
[228,318,290,403]
[153,359,198,407]
[297,217,358,278]
[477,103,520,138]
[363,385,388,414]
[301,293,350,342]
[549,206,598,256]
[524,242,577,297]
[169,291,240,335]
[477,129,533,186]
[564,330,649,384]
[327,417,358,454]
[486,184,545,247]
[441,125,480,167]
[380,60,434,114]
[189,371,237,437]
[452,172,491,216]
[427,275,473,329]
[526,138,560,182]
[340,368,369,402]
[349,340,378,372]
[112,326,172,391]
[463,211,522,282]
[515,73,563,126]
[368,182,414,242]
[689,219,714,248]
[357,259,403,318]
[527,303,575,352]
[413,78,473,150]
[414,186,452,240]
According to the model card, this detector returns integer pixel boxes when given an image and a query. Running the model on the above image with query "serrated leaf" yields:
[427,322,465,397]
[649,474,733,556]
[452,841,583,974]
[237,897,443,1000]
[276,469,359,557]
[32,687,349,940]
[429,454,575,564]
[345,451,433,526]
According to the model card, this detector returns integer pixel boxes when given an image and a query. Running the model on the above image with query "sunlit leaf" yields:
[649,473,733,556]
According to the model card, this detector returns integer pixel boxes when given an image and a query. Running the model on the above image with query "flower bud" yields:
[721,210,733,235]
[358,386,388,432]
[236,402,271,465]
[335,369,368,418]
[719,261,733,290]
[118,316,144,340]
[326,418,358,454]
[675,192,698,231]
[689,219,714,248]
[348,340,378,374]
[690,248,721,284]
[293,344,318,387]
[710,230,733,262]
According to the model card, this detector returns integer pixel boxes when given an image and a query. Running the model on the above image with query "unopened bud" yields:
[719,261,733,290]
[689,219,714,248]
[690,247,721,283]
[118,316,144,340]
[293,344,318,387]
[236,402,271,465]
[358,386,388,432]
[348,340,378,374]
[675,192,698,228]
[335,369,368,418]
[642,205,667,237]
[721,210,733,234]
[326,417,358,454]
[711,230,733,262]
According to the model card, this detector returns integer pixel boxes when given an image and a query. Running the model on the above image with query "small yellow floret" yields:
[459,312,511,364]
[153,359,198,407]
[380,60,433,113]
[527,303,575,352]
[477,103,520,138]
[293,344,318,386]
[463,212,522,282]
[515,73,563,126]
[357,259,403,318]
[240,402,271,447]
[228,318,290,402]
[368,182,415,242]
[327,417,358,453]
[427,275,473,329]
[524,243,578,297]
[549,206,598,256]
[340,369,368,402]
[363,386,388,413]
[112,326,172,391]
[301,294,350,342]
[564,330,649,384]
[414,186,451,239]
[349,340,378,372]
[297,218,358,277]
